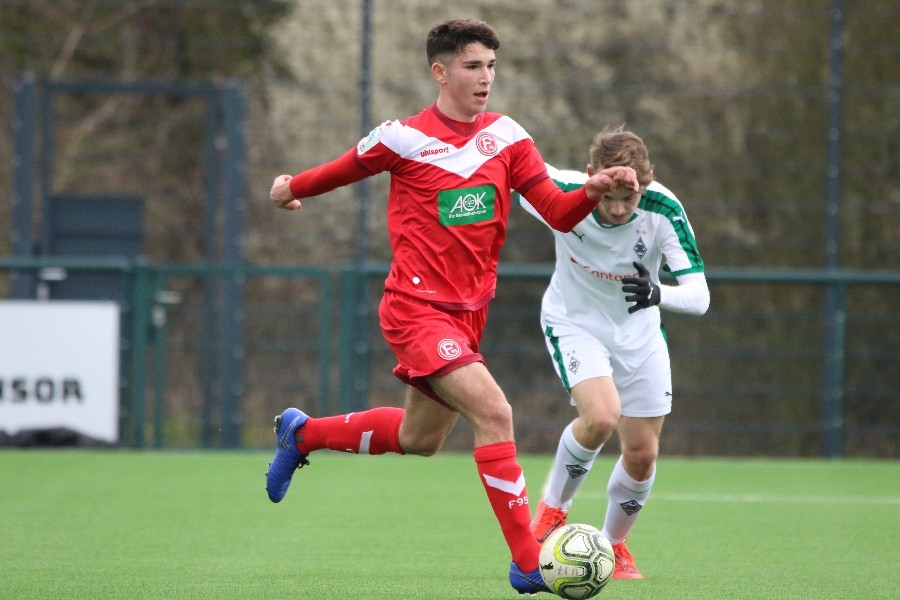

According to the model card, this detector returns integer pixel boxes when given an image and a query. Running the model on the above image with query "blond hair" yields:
[589,125,654,186]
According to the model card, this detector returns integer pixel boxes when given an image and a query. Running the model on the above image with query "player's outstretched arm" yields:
[269,147,372,212]
[519,165,638,232]
[583,166,639,201]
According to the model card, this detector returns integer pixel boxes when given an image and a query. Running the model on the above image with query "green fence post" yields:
[150,271,168,449]
[318,270,334,416]
[129,261,151,448]
[338,266,357,414]
[338,266,371,414]
[820,0,846,458]
[220,82,247,448]
[822,281,847,457]
[11,75,36,299]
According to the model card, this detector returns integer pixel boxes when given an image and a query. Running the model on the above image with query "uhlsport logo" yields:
[438,184,496,226]
[420,146,450,158]
[437,338,462,360]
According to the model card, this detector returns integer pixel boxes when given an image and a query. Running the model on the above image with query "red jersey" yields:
[290,104,596,310]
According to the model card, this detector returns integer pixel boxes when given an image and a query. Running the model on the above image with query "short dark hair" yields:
[426,19,500,66]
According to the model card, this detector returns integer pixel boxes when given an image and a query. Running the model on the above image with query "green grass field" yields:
[1,450,897,599]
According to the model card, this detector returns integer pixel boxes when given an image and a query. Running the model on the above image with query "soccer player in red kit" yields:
[266,18,637,594]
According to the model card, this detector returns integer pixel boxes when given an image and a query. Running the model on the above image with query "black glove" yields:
[622,261,661,314]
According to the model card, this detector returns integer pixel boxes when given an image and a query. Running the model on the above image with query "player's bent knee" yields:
[471,401,514,436]
[623,446,658,476]
[583,413,619,438]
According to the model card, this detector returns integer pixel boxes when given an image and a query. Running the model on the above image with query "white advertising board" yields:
[0,301,120,443]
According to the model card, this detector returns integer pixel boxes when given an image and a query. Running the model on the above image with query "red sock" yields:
[295,407,405,455]
[474,441,541,572]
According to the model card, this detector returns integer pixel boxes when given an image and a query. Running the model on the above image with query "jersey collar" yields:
[590,210,639,228]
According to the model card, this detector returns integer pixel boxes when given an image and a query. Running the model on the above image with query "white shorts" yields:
[542,323,672,418]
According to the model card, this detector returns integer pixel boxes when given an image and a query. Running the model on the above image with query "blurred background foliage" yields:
[1,0,897,455]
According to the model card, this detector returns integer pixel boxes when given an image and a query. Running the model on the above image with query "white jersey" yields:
[520,164,705,351]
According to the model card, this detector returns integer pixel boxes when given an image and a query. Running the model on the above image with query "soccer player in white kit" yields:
[520,126,710,579]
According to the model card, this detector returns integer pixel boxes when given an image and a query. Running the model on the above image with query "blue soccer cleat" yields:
[509,561,550,595]
[265,408,310,503]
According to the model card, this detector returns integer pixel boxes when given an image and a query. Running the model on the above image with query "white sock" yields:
[602,455,655,544]
[543,421,601,511]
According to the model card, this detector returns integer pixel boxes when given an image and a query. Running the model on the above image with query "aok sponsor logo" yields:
[438,184,496,226]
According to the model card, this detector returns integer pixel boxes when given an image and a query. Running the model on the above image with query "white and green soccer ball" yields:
[539,523,615,599]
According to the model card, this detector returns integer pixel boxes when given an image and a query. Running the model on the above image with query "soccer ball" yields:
[539,523,615,599]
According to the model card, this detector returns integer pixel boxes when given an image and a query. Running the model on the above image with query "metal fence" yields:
[1,259,898,457]
[355,263,900,459]
[0,258,334,450]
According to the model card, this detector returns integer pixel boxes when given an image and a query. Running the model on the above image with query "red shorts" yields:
[378,290,487,405]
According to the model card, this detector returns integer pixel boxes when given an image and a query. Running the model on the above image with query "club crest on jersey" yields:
[633,236,648,259]
[437,338,462,360]
[475,131,498,156]
[357,120,394,155]
[438,185,496,226]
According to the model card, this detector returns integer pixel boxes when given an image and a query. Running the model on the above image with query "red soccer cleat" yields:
[530,499,569,543]
[611,539,644,579]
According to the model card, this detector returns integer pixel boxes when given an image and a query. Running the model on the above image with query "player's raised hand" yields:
[583,165,639,201]
[270,174,303,210]
[622,261,661,314]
